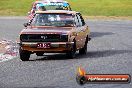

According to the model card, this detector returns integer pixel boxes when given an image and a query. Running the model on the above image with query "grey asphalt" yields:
[0,17,132,88]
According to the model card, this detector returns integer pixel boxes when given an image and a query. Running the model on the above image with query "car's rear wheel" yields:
[66,40,76,59]
[19,47,30,61]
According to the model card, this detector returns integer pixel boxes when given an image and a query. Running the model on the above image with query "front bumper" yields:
[19,42,74,53]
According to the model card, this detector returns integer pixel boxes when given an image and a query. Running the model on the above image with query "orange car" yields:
[19,10,91,61]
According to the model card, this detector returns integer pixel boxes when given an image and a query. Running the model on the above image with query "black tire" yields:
[79,37,88,55]
[19,47,30,61]
[66,40,76,59]
[36,52,44,56]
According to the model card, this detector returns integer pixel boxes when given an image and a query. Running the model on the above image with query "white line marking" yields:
[0,53,17,63]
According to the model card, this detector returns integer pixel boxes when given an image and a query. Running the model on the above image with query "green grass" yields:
[0,0,34,16]
[0,0,132,16]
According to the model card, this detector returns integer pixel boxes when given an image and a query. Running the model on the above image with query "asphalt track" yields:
[0,17,132,88]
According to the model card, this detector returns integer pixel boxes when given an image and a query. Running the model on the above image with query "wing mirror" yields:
[23,23,30,27]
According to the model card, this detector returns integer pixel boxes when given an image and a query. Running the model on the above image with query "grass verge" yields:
[0,0,132,16]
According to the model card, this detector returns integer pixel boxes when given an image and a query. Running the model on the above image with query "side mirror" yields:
[23,23,29,27]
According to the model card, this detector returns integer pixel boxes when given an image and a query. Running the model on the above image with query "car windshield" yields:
[32,13,74,27]
[36,2,71,11]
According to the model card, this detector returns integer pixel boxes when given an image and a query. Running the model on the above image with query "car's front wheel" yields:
[19,47,30,61]
[79,37,88,55]
[66,40,76,59]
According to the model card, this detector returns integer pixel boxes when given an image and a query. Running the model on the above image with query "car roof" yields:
[35,10,79,15]
[35,0,69,4]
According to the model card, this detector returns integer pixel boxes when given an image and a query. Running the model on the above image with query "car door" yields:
[74,14,84,50]
[77,13,88,47]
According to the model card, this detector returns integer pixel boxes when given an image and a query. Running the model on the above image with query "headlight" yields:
[20,34,28,41]
[61,34,68,42]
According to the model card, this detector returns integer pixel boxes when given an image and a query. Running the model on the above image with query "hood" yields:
[21,26,73,34]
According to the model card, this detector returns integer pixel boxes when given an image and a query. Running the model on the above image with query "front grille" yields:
[20,34,68,42]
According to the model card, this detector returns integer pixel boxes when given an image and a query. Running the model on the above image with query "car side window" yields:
[74,15,80,27]
[78,13,85,26]
[77,14,83,27]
